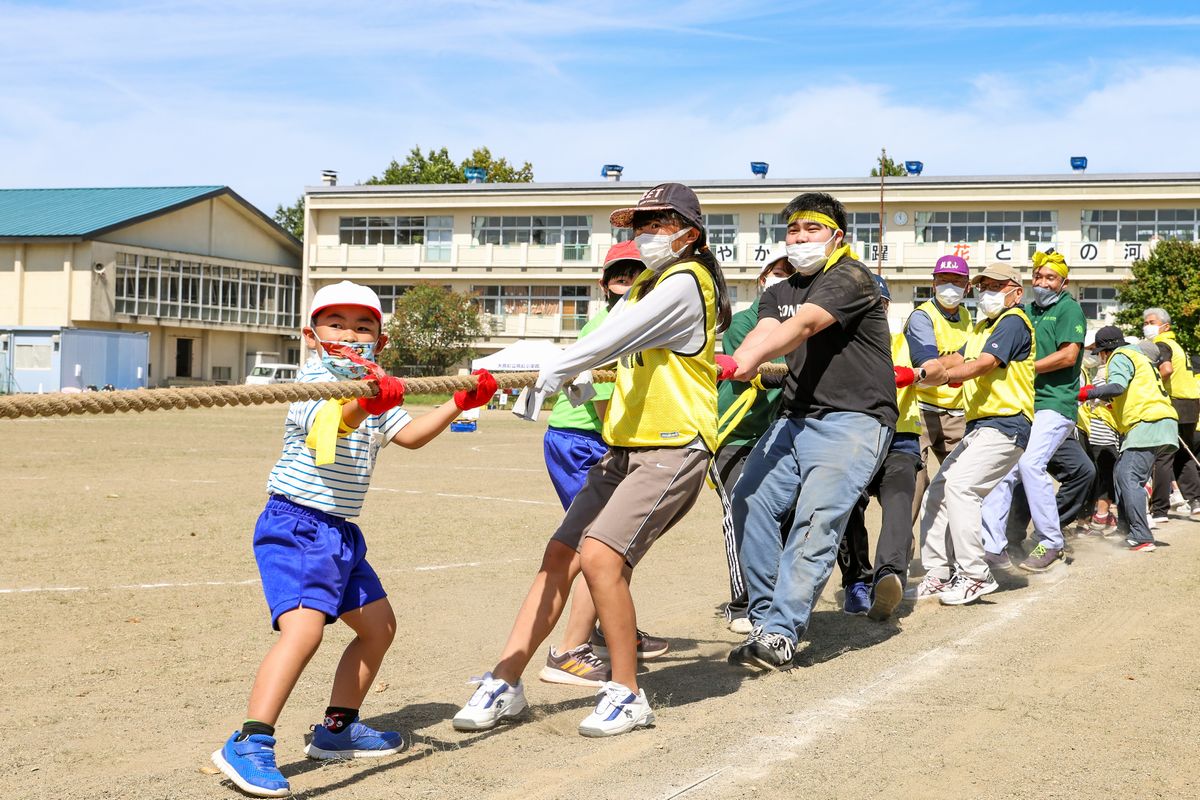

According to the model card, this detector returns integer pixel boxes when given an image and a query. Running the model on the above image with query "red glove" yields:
[455,369,498,411]
[947,381,963,388]
[358,374,406,415]
[894,366,917,388]
[715,354,738,381]
[1077,384,1094,402]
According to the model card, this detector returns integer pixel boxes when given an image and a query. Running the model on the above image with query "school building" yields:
[302,170,1200,357]
[0,186,302,392]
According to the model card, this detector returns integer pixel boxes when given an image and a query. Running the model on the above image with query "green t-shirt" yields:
[1028,293,1087,419]
[545,308,615,432]
[716,300,784,448]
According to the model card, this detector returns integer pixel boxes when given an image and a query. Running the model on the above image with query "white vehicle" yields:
[245,363,300,385]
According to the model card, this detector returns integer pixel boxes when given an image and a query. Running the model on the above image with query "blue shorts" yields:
[253,495,387,630]
[544,426,609,510]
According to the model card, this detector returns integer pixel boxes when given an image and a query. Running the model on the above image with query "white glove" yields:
[564,370,597,407]
[512,385,548,422]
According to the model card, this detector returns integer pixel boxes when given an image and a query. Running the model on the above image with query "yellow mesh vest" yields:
[1106,346,1178,435]
[1152,331,1200,400]
[962,306,1036,423]
[603,261,718,450]
[892,332,921,435]
[912,300,972,410]
[1078,363,1117,436]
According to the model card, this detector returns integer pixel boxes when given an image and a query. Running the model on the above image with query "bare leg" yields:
[556,563,635,652]
[580,538,637,692]
[245,607,327,725]
[328,598,396,709]
[492,540,581,685]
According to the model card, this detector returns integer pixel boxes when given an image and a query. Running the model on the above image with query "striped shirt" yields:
[266,360,411,518]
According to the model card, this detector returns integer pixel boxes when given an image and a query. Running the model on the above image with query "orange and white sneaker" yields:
[539,643,610,687]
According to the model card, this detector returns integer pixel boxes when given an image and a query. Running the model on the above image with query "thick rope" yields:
[0,365,787,420]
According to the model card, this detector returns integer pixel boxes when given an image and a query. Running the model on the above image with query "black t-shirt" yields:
[759,257,898,429]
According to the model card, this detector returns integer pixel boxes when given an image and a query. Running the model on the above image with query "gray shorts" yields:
[551,446,709,567]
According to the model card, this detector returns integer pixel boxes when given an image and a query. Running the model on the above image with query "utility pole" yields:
[878,147,886,276]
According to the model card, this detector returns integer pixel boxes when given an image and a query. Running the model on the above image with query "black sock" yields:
[237,720,275,740]
[323,706,358,733]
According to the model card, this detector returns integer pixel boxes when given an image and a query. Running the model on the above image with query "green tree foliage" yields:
[870,153,907,178]
[273,195,304,239]
[1114,240,1200,353]
[366,145,534,185]
[378,283,485,375]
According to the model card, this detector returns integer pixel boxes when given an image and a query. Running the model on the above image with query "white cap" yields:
[309,281,382,322]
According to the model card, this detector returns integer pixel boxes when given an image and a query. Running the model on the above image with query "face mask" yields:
[786,234,840,275]
[634,228,693,271]
[934,283,965,309]
[1143,324,1160,339]
[762,275,787,292]
[317,339,375,379]
[978,289,1011,319]
[1032,286,1062,307]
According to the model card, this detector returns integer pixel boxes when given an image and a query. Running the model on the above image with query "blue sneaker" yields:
[304,718,405,760]
[211,732,290,798]
[843,581,870,615]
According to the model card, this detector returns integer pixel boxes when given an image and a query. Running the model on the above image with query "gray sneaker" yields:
[982,550,1014,571]
[590,626,669,660]
[1018,543,1064,572]
[539,643,610,687]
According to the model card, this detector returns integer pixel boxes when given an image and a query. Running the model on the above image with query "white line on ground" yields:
[663,570,1070,800]
[368,487,555,506]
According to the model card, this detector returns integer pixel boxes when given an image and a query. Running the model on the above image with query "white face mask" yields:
[978,289,1012,319]
[761,275,787,292]
[786,233,840,275]
[934,283,965,309]
[634,228,693,271]
[1143,324,1160,339]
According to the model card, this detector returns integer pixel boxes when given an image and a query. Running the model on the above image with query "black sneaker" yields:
[728,628,795,671]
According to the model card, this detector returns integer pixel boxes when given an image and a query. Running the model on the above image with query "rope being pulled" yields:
[0,364,787,420]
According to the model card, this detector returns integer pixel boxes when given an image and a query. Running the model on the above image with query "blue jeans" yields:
[732,413,890,643]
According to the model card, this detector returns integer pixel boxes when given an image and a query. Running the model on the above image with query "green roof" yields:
[0,186,226,237]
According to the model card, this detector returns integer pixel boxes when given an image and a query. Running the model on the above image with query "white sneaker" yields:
[728,616,754,635]
[911,574,953,601]
[577,681,655,737]
[452,672,527,731]
[1170,488,1186,509]
[939,574,1000,606]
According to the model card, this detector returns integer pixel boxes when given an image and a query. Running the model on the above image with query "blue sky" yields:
[2,1,1199,213]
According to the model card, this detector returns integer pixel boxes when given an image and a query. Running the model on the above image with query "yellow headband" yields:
[1031,250,1068,278]
[787,210,840,231]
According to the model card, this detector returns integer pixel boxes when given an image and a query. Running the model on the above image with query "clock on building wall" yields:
[893,211,909,226]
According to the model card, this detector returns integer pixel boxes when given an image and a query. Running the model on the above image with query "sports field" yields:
[2,406,1198,799]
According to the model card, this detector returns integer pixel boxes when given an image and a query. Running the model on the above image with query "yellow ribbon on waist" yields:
[305,398,355,466]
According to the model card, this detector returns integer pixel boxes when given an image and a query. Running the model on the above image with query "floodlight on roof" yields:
[1071,156,1088,172]
[750,161,769,178]
[904,161,924,176]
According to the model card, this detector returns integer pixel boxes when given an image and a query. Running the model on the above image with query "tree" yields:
[870,153,907,178]
[378,283,485,375]
[273,195,304,239]
[366,145,534,185]
[1114,239,1200,353]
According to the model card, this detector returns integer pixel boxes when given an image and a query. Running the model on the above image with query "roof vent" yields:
[1070,156,1088,172]
[464,167,488,184]
[320,170,338,186]
[601,164,624,182]
[750,162,769,178]
[904,160,924,176]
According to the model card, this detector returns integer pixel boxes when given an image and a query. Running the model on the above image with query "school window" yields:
[1081,209,1200,242]
[338,215,453,261]
[472,285,591,330]
[915,210,1057,243]
[14,343,53,370]
[847,212,880,244]
[611,227,635,243]
[704,213,738,259]
[1077,286,1120,321]
[471,216,592,260]
[371,285,411,315]
[211,365,232,383]
[759,213,786,244]
[114,252,300,330]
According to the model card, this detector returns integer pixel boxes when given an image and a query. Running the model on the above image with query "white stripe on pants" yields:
[921,426,1024,582]
[980,408,1076,552]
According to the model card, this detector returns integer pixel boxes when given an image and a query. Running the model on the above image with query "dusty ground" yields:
[1,406,1198,800]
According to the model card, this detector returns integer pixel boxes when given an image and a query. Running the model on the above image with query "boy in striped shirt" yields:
[212,281,496,798]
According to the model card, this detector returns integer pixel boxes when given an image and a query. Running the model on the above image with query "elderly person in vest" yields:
[1079,325,1179,550]
[1143,308,1200,521]
[914,263,1036,606]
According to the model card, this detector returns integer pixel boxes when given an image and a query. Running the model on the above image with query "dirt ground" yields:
[2,406,1198,800]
